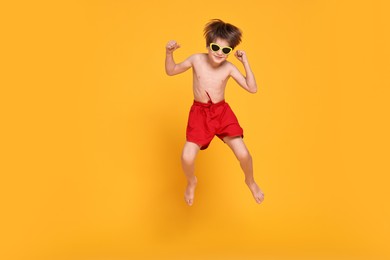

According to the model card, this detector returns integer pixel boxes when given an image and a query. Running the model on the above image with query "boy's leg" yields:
[181,141,200,206]
[223,136,264,204]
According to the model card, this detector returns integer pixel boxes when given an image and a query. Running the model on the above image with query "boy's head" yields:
[204,19,242,49]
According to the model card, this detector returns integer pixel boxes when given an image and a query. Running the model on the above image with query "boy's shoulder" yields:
[189,53,207,59]
[186,53,207,65]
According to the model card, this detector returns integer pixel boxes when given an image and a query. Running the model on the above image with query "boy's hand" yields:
[234,50,248,63]
[166,40,180,54]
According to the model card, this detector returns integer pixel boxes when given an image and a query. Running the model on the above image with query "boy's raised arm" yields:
[230,50,258,93]
[165,40,192,76]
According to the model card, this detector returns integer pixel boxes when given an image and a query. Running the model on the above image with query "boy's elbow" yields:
[165,65,178,76]
[249,85,258,93]
[165,69,175,76]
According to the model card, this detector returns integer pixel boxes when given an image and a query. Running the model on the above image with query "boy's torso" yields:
[191,53,232,104]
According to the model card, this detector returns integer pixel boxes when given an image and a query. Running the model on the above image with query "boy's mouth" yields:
[213,54,226,59]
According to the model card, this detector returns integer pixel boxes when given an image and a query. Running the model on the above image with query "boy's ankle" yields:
[245,178,255,185]
[188,176,197,184]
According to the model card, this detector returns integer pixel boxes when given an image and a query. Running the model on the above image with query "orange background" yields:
[1,0,389,259]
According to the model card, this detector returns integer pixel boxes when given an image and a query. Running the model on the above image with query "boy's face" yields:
[207,37,232,65]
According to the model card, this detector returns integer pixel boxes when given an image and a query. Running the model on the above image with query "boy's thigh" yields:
[223,136,249,156]
[182,141,201,158]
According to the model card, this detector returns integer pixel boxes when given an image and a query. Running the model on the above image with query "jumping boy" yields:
[165,19,264,206]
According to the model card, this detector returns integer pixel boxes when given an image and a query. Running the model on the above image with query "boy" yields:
[165,19,264,206]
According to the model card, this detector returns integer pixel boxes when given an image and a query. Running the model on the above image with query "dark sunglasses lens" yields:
[222,48,231,54]
[211,44,220,52]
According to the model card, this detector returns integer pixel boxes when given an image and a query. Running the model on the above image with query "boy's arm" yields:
[165,40,192,76]
[229,50,258,93]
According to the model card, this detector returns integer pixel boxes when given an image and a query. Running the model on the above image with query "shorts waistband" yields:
[193,99,226,107]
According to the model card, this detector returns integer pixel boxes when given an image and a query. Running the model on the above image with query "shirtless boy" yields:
[165,19,264,206]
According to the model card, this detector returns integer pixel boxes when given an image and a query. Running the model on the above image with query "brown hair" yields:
[203,19,242,49]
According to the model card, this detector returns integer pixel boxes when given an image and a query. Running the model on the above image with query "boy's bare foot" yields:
[245,179,264,204]
[184,176,197,206]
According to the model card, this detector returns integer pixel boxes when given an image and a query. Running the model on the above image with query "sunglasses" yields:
[209,43,233,55]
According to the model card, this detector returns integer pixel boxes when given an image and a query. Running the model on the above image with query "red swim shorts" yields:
[186,100,244,150]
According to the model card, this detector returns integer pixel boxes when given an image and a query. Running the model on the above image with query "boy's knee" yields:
[181,142,200,164]
[237,150,252,163]
[181,150,196,164]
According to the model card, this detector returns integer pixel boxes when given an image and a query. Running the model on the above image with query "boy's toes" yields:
[256,194,264,204]
[186,198,193,206]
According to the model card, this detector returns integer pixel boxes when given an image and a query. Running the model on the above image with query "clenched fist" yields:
[234,50,248,63]
[166,40,181,54]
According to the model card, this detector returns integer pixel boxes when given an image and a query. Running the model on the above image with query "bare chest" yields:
[192,61,230,89]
